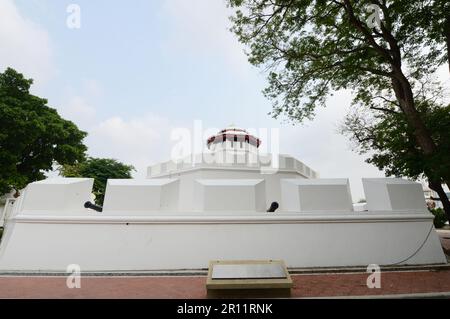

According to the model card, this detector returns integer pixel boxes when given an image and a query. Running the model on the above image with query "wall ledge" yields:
[12,211,433,224]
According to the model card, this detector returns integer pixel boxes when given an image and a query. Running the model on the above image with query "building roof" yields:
[206,126,261,149]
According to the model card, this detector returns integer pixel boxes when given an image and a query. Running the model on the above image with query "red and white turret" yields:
[206,126,261,153]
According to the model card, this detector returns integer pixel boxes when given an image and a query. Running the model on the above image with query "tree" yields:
[0,68,87,195]
[341,101,450,221]
[60,158,135,205]
[398,0,450,73]
[430,208,448,229]
[227,0,450,213]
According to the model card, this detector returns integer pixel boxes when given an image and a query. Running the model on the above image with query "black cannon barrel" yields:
[84,201,103,212]
[267,201,279,212]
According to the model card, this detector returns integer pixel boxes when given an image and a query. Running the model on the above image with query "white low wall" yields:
[0,212,446,271]
[281,179,353,212]
[0,177,446,272]
[103,179,180,213]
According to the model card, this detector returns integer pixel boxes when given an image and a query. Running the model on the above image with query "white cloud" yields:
[82,78,104,98]
[0,0,55,85]
[87,114,173,178]
[162,0,250,76]
[56,79,104,131]
[60,96,96,127]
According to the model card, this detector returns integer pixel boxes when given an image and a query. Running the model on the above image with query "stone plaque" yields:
[211,263,287,280]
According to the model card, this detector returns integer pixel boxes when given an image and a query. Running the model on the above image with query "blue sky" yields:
[8,0,438,200]
[13,0,272,124]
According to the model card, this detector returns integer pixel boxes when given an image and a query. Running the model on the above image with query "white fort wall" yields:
[153,169,310,211]
[147,153,319,210]
[0,177,446,272]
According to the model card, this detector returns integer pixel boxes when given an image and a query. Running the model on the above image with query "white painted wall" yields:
[363,178,428,211]
[147,153,318,179]
[154,169,310,210]
[0,213,445,271]
[281,179,353,212]
[194,179,266,212]
[0,177,446,272]
[103,179,180,213]
[19,178,93,216]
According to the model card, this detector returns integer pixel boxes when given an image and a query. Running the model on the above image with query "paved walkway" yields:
[0,269,449,298]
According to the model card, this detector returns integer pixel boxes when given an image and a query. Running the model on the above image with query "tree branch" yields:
[342,0,394,63]
[369,106,400,114]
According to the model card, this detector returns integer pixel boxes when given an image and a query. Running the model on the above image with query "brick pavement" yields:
[0,269,449,298]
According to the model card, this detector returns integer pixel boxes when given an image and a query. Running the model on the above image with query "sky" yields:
[2,0,448,200]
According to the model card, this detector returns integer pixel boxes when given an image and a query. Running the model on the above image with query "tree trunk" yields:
[445,16,450,74]
[391,75,437,156]
[429,180,450,223]
[390,73,450,221]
